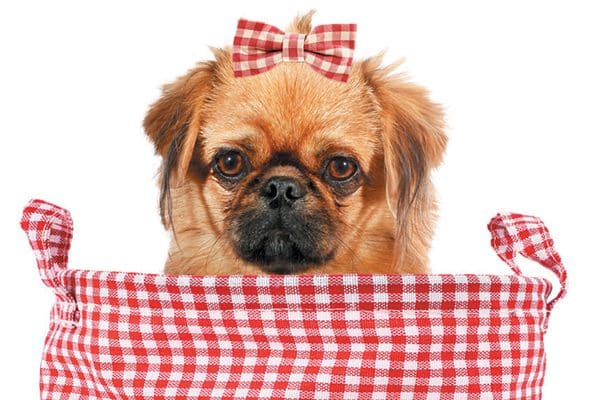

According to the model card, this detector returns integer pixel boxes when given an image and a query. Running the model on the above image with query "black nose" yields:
[260,176,306,207]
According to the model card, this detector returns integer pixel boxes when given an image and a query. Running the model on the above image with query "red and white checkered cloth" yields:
[21,199,566,399]
[232,18,356,82]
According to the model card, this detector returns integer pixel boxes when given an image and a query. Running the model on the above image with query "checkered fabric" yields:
[488,213,567,311]
[232,18,356,82]
[22,199,566,400]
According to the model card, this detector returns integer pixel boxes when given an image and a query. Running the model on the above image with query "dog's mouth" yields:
[231,211,336,275]
[245,230,332,274]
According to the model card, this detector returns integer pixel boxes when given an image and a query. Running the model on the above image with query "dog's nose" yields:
[260,176,306,207]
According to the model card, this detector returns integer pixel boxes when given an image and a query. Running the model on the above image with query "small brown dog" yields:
[144,13,446,276]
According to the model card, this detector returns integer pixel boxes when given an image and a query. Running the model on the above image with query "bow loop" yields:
[233,18,356,82]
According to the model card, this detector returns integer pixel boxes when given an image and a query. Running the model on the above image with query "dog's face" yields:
[198,63,385,275]
[144,16,446,276]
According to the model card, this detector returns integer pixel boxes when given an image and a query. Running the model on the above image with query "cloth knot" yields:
[282,33,306,62]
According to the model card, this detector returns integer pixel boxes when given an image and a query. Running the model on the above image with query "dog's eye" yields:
[215,151,245,177]
[326,156,358,181]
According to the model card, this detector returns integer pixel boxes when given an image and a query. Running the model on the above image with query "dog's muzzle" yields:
[231,175,333,274]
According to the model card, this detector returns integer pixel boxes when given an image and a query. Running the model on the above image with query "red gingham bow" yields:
[232,18,356,82]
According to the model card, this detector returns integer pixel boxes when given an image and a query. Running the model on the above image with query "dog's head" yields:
[144,13,446,275]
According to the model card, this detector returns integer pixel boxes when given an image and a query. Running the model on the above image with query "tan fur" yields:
[144,13,446,276]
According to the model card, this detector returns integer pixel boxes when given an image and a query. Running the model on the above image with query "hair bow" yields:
[232,18,356,82]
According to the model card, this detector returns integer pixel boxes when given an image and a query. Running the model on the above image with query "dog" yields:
[143,12,447,275]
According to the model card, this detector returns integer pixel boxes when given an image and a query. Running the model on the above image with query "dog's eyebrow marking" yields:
[205,131,258,159]
[229,137,256,154]
[315,142,369,169]
[315,144,360,162]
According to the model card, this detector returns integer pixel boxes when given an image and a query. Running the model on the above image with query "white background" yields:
[1,1,598,398]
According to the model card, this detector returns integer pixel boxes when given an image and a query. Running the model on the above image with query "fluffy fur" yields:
[143,13,447,275]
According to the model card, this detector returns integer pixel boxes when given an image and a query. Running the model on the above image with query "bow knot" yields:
[233,18,356,82]
[282,33,306,62]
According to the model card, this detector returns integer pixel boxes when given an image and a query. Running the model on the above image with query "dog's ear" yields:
[361,56,447,268]
[143,61,217,225]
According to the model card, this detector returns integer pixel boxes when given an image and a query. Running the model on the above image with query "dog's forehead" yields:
[204,63,379,163]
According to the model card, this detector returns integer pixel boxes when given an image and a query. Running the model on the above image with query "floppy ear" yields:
[361,56,447,268]
[143,61,216,225]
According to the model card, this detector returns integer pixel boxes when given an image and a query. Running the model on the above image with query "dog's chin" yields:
[234,230,334,275]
